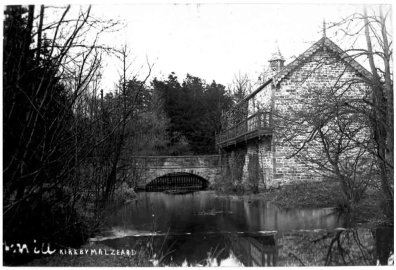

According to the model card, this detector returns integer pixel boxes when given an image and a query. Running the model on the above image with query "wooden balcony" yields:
[216,111,273,148]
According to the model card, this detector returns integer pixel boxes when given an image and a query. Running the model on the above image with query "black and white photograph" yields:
[2,1,394,267]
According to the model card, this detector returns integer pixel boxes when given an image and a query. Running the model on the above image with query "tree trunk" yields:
[364,7,393,219]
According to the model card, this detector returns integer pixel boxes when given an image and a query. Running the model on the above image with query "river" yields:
[91,191,393,266]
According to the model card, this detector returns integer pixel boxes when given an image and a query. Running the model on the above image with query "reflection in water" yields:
[375,227,394,265]
[277,228,376,266]
[99,232,279,266]
[104,191,349,235]
[276,227,392,266]
[97,228,391,266]
[94,191,393,266]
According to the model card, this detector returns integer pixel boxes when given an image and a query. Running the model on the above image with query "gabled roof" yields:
[272,36,373,86]
[236,36,372,106]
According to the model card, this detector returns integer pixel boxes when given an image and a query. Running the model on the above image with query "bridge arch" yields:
[145,172,210,191]
[135,155,222,189]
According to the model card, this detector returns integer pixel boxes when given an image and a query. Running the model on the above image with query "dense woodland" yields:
[153,73,234,154]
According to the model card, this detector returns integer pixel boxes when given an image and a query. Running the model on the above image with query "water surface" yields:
[93,191,392,266]
[103,191,348,236]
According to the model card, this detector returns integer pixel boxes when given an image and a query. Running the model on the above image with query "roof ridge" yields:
[322,37,372,79]
[272,36,372,85]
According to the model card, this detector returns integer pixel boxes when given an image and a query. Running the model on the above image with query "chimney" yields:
[268,40,285,75]
[268,50,285,73]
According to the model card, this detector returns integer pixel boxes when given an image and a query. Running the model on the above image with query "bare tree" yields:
[277,80,375,211]
[101,45,154,201]
[276,5,393,218]
[328,5,393,218]
[3,4,122,248]
[229,72,254,103]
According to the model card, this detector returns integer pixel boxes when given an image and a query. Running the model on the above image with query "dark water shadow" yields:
[95,191,393,266]
[97,227,393,266]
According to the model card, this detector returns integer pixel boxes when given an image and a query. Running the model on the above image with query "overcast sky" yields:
[93,2,376,91]
[5,1,391,92]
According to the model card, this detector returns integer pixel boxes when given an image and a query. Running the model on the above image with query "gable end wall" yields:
[270,48,371,185]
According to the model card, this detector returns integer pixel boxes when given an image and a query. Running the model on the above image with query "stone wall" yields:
[134,155,222,189]
[270,48,371,184]
[221,136,275,190]
[220,145,247,189]
[220,45,372,189]
[247,82,273,116]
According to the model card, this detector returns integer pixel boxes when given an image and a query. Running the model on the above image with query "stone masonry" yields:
[218,36,372,189]
[134,155,222,189]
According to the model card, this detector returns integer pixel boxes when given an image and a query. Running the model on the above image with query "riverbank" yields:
[217,180,384,224]
[275,181,384,224]
[215,180,342,206]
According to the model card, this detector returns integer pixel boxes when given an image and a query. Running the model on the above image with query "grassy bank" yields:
[215,180,343,207]
[272,180,384,223]
[216,180,384,224]
[272,180,344,208]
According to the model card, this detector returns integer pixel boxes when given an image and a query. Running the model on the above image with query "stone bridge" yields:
[134,155,222,189]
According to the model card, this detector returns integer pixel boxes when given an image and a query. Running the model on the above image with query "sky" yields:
[3,1,392,92]
[91,2,378,91]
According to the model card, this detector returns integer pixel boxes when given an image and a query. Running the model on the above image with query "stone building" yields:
[216,32,373,190]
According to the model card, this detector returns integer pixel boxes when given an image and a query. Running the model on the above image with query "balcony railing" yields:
[216,111,272,148]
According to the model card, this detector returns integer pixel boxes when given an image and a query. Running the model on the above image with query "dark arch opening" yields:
[145,172,209,192]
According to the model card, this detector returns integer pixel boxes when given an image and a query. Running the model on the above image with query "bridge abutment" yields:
[220,134,325,191]
[221,136,276,191]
